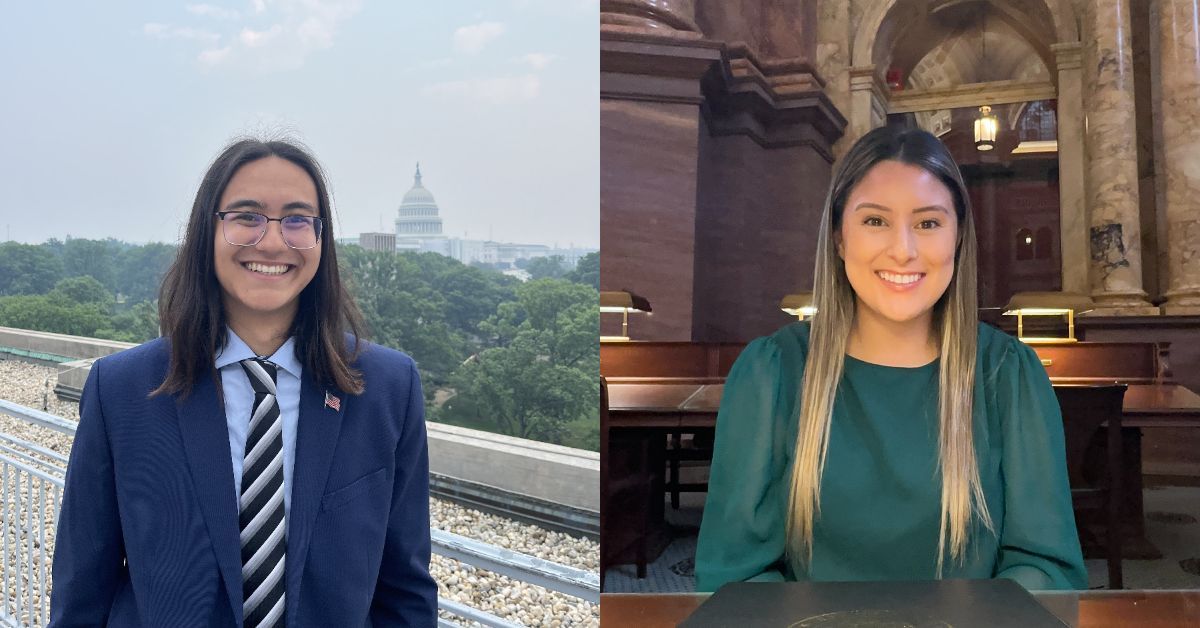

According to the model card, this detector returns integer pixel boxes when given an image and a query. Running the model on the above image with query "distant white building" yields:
[349,163,598,269]
[395,163,446,252]
[359,232,396,253]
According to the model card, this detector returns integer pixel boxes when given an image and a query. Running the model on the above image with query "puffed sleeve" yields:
[695,336,791,591]
[993,340,1088,590]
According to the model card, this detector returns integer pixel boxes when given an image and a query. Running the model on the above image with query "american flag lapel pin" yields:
[324,391,341,411]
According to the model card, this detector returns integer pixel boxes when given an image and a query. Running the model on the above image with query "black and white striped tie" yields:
[239,358,286,627]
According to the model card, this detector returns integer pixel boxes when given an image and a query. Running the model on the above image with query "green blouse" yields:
[695,322,1087,592]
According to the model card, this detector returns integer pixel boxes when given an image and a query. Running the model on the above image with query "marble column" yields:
[1053,42,1089,295]
[600,0,716,340]
[816,0,852,158]
[1082,0,1158,313]
[847,66,887,150]
[600,0,699,34]
[1156,0,1200,314]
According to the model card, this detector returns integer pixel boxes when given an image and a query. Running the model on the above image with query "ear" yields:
[834,228,845,260]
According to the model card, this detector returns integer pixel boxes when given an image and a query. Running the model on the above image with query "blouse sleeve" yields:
[993,340,1089,590]
[695,336,791,591]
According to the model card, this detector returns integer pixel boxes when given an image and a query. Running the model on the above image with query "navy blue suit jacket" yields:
[50,337,437,627]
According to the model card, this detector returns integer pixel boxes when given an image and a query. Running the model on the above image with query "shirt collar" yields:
[214,327,302,380]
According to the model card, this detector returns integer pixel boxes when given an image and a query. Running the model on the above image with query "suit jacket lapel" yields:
[286,376,346,619]
[176,372,244,625]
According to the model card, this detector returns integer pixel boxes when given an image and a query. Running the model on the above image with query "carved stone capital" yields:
[1051,42,1083,72]
[600,0,701,38]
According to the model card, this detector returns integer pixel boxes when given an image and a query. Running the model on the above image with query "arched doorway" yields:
[849,0,1083,310]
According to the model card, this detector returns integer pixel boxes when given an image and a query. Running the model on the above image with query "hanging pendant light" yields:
[974,4,997,151]
[975,105,998,150]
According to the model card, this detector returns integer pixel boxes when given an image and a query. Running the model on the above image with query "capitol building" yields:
[353,164,594,270]
[394,164,445,251]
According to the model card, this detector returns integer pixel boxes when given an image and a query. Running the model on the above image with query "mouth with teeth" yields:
[876,270,925,289]
[242,261,294,276]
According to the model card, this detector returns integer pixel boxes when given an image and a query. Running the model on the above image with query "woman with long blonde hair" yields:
[695,125,1086,591]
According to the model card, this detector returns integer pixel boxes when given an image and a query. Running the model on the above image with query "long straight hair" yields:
[786,125,992,576]
[152,137,366,399]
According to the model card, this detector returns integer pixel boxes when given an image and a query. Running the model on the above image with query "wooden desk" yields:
[1123,384,1200,427]
[599,591,1200,627]
[608,382,1200,425]
[604,382,1200,563]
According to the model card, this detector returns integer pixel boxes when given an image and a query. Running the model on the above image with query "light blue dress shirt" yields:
[215,328,300,519]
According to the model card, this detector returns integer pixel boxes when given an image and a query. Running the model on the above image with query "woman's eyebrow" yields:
[853,202,949,214]
[220,199,317,213]
[223,199,264,211]
[282,201,317,212]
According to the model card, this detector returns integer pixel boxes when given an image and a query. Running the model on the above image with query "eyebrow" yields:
[853,202,950,215]
[222,199,318,213]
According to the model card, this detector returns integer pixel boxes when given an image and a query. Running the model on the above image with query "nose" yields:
[256,220,290,252]
[888,225,917,264]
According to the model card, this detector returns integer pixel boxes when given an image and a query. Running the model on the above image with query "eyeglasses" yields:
[215,211,323,250]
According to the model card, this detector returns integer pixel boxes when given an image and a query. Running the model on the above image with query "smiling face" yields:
[213,156,321,332]
[835,159,959,331]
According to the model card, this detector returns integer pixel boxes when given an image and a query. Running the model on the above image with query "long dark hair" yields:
[153,137,366,398]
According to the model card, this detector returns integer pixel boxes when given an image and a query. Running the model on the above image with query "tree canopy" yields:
[0,239,600,450]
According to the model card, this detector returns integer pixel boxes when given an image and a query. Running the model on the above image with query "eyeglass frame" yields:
[214,210,324,250]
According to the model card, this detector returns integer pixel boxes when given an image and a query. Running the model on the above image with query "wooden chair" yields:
[600,342,745,509]
[600,376,659,585]
[1053,384,1126,589]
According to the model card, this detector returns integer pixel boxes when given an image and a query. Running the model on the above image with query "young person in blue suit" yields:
[50,138,438,627]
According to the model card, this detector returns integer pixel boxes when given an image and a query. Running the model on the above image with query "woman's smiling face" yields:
[212,156,322,327]
[835,159,959,329]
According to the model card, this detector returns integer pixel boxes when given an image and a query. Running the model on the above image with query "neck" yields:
[845,303,938,367]
[225,305,296,358]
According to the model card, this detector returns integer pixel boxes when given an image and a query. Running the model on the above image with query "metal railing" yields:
[0,399,598,627]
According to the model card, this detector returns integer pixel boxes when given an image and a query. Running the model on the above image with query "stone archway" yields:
[844,0,1087,298]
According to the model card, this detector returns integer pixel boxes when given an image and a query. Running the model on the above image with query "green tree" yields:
[62,238,121,294]
[96,300,160,343]
[0,242,64,295]
[117,243,177,303]
[564,252,599,289]
[446,279,599,447]
[526,255,568,280]
[50,276,112,305]
[409,252,516,340]
[0,294,110,337]
[340,248,464,391]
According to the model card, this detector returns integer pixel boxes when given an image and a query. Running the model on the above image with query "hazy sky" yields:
[1,0,598,248]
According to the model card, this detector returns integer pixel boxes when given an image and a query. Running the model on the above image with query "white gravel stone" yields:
[0,358,599,626]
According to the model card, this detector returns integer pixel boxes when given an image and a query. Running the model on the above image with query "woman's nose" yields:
[257,221,290,251]
[888,226,917,263]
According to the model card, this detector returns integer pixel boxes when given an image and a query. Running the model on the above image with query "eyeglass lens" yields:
[220,212,322,249]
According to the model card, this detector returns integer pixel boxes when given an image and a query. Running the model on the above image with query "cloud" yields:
[175,0,363,72]
[143,23,221,43]
[198,46,233,66]
[186,4,241,20]
[453,22,505,54]
[422,74,540,105]
[239,25,282,47]
[518,52,556,70]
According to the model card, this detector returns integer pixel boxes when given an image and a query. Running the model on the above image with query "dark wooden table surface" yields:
[600,591,1200,627]
[607,382,1200,422]
[604,381,1200,561]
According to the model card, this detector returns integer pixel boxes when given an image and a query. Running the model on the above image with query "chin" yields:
[233,291,300,316]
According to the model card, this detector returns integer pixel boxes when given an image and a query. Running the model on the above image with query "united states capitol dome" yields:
[395,163,444,240]
[400,163,438,207]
